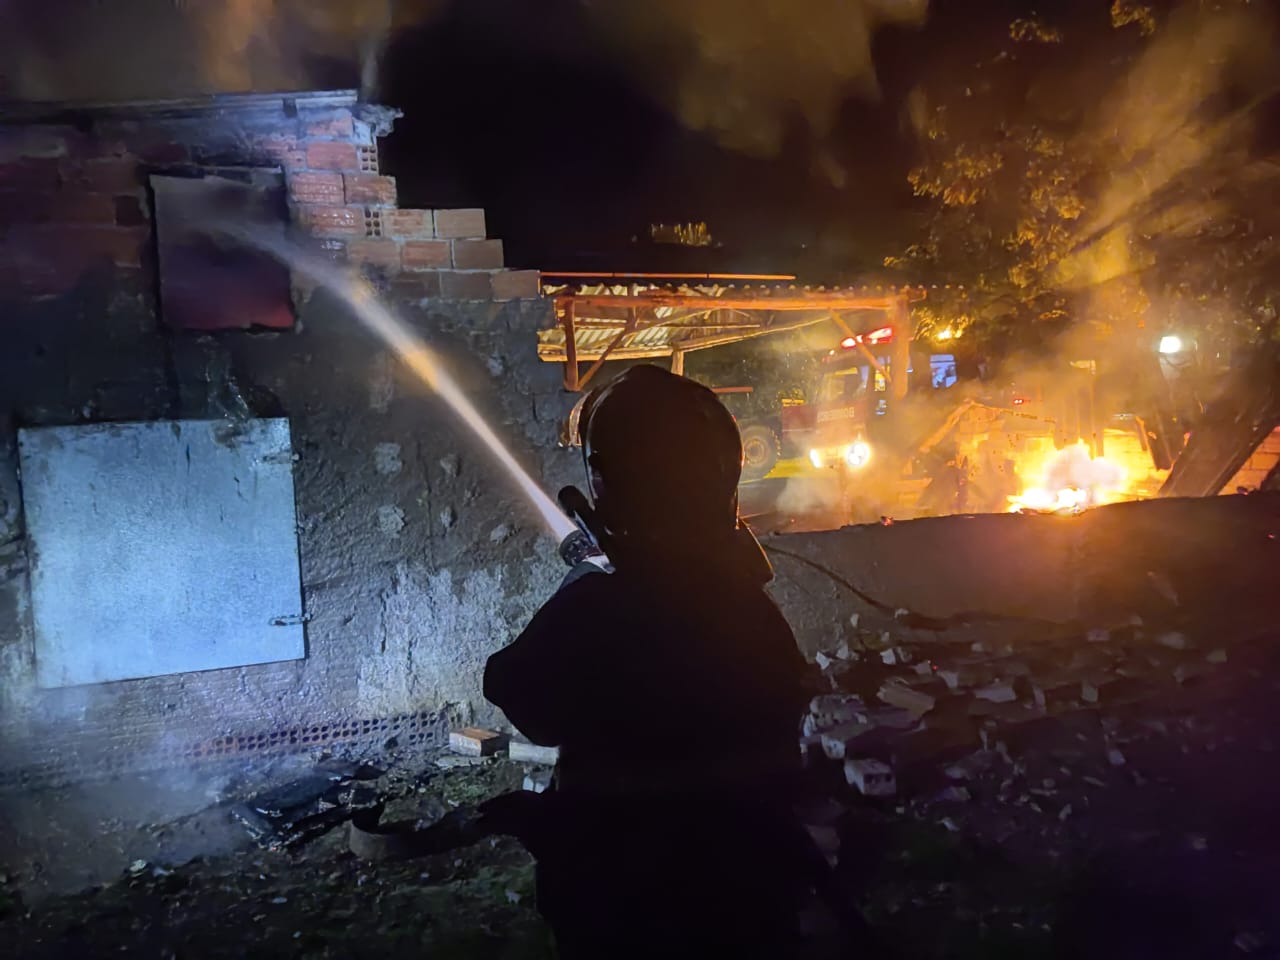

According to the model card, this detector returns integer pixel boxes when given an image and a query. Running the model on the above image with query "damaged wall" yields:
[0,91,574,787]
[766,492,1280,659]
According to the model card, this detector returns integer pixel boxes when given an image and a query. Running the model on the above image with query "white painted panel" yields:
[18,419,305,687]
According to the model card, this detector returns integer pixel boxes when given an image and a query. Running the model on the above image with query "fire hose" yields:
[347,494,899,955]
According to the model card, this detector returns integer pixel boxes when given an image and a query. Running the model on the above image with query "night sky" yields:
[377,0,1050,278]
[0,0,1129,280]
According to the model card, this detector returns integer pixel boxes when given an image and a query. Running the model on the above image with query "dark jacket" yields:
[484,549,808,796]
[483,543,813,955]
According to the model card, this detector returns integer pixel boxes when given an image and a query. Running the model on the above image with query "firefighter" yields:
[483,364,816,957]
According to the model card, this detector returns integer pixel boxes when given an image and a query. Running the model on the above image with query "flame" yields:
[1007,441,1127,514]
[1009,485,1094,514]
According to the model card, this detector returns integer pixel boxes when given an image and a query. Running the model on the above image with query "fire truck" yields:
[722,324,960,481]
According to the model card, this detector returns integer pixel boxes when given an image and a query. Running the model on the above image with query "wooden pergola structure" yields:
[538,272,929,392]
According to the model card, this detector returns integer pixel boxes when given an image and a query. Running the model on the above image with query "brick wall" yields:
[0,91,541,307]
[1222,425,1280,494]
[0,91,562,790]
[0,128,150,295]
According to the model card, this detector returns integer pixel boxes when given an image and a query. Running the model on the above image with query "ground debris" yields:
[227,762,388,853]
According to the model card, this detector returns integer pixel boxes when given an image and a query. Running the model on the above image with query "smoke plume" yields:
[1058,2,1279,296]
[1,0,925,163]
[583,0,928,156]
[0,0,442,103]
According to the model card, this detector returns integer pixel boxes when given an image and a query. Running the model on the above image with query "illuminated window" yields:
[151,172,295,331]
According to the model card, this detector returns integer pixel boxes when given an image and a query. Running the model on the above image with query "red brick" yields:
[401,240,451,270]
[391,271,442,301]
[440,270,494,301]
[298,204,365,237]
[288,171,345,205]
[382,208,433,238]
[1228,469,1268,491]
[490,269,541,301]
[134,140,190,164]
[305,141,360,172]
[11,225,147,269]
[0,128,72,162]
[0,191,118,224]
[347,238,401,270]
[452,238,503,269]
[304,115,355,139]
[0,191,48,221]
[56,192,119,224]
[62,157,139,194]
[0,158,60,191]
[97,226,148,267]
[433,208,486,239]
[305,237,349,262]
[1249,452,1278,472]
[114,195,147,226]
[257,136,306,170]
[343,173,397,206]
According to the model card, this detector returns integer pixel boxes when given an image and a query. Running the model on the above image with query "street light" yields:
[1158,335,1184,356]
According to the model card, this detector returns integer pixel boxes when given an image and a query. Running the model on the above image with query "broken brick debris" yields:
[449,727,506,757]
[802,609,1256,852]
[877,681,937,716]
[820,720,874,760]
[974,681,1018,703]
[508,740,559,766]
[844,758,896,796]
[522,768,553,794]
[231,763,381,851]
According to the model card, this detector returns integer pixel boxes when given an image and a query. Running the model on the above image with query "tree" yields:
[887,0,1280,363]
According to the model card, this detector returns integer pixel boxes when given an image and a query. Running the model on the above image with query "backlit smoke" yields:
[1058,1,1279,294]
[0,0,925,161]
[0,0,441,102]
[1008,442,1127,514]
[585,0,929,156]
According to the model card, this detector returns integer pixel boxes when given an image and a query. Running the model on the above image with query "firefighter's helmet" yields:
[578,365,742,538]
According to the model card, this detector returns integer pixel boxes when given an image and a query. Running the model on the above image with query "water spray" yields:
[221,226,580,553]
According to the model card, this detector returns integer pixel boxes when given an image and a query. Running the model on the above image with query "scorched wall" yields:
[0,91,575,788]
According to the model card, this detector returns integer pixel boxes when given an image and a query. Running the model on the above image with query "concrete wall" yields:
[0,92,575,787]
[766,492,1280,659]
[10,89,1269,793]
[1223,426,1280,494]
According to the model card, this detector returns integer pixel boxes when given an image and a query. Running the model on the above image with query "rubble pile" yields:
[229,761,384,852]
[800,611,1275,857]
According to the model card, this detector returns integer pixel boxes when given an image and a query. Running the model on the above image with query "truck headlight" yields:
[845,441,872,468]
[808,448,823,469]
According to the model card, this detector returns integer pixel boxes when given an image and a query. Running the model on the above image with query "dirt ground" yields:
[5,642,1280,960]
[4,495,1278,959]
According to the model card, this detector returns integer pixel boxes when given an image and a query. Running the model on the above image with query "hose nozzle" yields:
[555,485,610,571]
[558,529,599,569]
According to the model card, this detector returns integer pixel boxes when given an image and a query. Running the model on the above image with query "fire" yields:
[1007,441,1127,514]
[1010,485,1093,513]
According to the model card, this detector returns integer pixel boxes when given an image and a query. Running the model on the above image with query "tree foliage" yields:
[888,0,1280,362]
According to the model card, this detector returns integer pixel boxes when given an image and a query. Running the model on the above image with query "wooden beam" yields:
[561,300,578,391]
[575,307,638,391]
[576,327,632,390]
[831,311,892,384]
[539,346,675,362]
[658,314,836,355]
[541,271,797,281]
[890,299,912,402]
[536,311,837,363]
[561,292,920,311]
